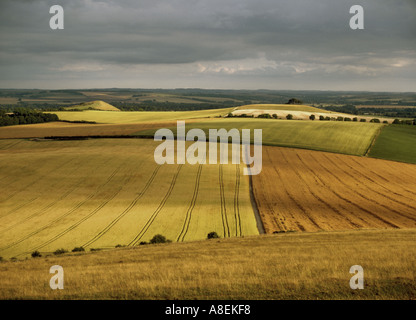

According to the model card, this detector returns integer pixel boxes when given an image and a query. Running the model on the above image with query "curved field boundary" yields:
[0,165,125,253]
[177,164,203,242]
[82,165,161,248]
[129,164,183,246]
[18,187,124,257]
[219,164,230,237]
[233,164,242,236]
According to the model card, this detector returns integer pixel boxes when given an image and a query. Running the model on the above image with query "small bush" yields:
[353,117,358,122]
[0,256,3,262]
[383,120,388,124]
[319,115,325,121]
[286,114,293,120]
[360,118,367,122]
[272,114,278,119]
[344,117,351,121]
[337,116,344,121]
[53,248,67,255]
[139,241,148,245]
[309,114,315,120]
[370,118,380,123]
[207,232,220,239]
[31,251,42,258]
[72,247,85,253]
[115,244,126,248]
[150,234,169,244]
[392,119,401,124]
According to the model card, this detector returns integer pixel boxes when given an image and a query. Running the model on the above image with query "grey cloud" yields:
[0,0,415,90]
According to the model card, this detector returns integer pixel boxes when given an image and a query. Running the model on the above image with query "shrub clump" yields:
[72,247,85,253]
[207,232,220,239]
[149,234,171,244]
[31,251,42,258]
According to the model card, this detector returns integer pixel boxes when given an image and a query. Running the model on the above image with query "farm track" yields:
[233,164,242,237]
[254,146,416,233]
[19,186,124,256]
[0,197,38,221]
[0,157,76,204]
[0,164,125,253]
[82,165,161,248]
[177,164,202,242]
[129,164,183,246]
[219,164,230,237]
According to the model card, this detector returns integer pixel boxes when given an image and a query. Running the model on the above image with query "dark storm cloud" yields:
[0,0,415,90]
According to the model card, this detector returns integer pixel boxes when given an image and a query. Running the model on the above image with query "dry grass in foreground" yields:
[0,228,415,300]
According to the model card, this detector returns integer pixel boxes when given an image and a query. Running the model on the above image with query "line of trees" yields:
[0,110,59,127]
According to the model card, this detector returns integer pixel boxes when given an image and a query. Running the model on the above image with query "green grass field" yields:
[368,125,416,164]
[136,118,384,156]
[51,108,232,124]
[0,139,258,259]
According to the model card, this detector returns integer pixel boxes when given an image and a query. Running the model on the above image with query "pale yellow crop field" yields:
[51,108,232,124]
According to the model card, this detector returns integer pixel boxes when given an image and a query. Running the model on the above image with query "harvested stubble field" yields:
[0,121,184,139]
[0,139,258,259]
[254,146,416,233]
[0,229,415,299]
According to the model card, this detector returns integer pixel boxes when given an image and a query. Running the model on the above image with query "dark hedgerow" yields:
[53,248,68,255]
[72,247,85,253]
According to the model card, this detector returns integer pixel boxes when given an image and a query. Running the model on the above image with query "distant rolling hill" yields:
[64,100,120,111]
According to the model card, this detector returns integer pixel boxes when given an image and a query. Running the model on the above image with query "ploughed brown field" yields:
[254,146,416,233]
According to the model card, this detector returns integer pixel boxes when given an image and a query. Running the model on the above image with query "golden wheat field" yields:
[0,138,258,259]
[253,146,416,233]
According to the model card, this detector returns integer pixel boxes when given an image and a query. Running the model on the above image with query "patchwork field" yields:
[254,146,416,233]
[0,139,258,259]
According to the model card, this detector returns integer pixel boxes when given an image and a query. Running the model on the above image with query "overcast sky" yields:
[0,0,415,91]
